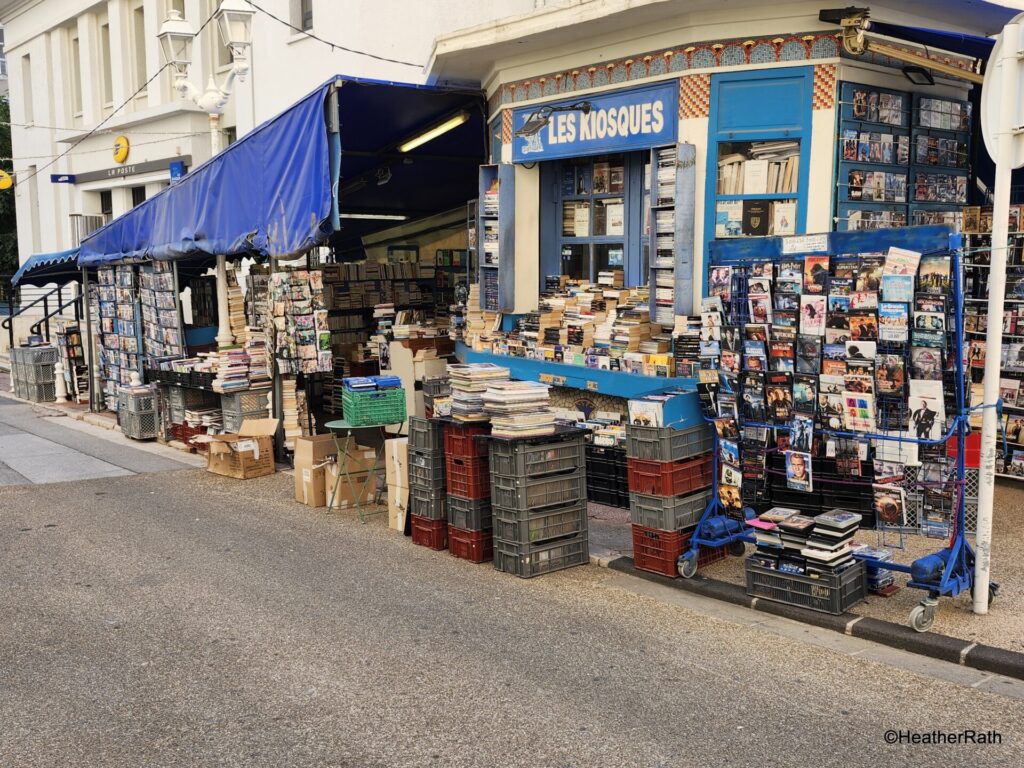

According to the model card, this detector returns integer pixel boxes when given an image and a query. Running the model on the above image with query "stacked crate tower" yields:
[585,441,629,508]
[408,417,449,550]
[443,420,493,562]
[488,430,590,578]
[626,423,723,577]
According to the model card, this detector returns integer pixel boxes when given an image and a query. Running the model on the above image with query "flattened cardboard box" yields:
[197,418,279,479]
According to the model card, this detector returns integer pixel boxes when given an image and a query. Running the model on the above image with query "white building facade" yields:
[0,0,535,267]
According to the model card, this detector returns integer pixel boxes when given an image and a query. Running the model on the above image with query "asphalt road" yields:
[2,468,1022,767]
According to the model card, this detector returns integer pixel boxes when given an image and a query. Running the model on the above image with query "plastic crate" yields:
[446,495,493,531]
[443,422,490,459]
[491,470,586,511]
[626,424,714,462]
[342,387,407,427]
[446,454,491,500]
[493,533,589,578]
[22,363,55,384]
[221,389,271,425]
[118,388,157,414]
[12,345,58,365]
[488,436,586,479]
[411,514,448,550]
[744,559,867,615]
[628,489,713,532]
[120,410,159,441]
[408,417,445,451]
[423,376,451,397]
[408,485,447,520]
[447,525,493,563]
[631,524,727,578]
[493,500,588,545]
[587,484,630,509]
[585,444,628,478]
[627,454,713,496]
[19,381,56,403]
[408,450,447,489]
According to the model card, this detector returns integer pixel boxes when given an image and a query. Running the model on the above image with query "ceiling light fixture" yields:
[398,111,470,153]
[340,213,409,221]
[902,64,935,86]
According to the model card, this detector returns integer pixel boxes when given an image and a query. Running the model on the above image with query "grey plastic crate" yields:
[493,500,587,545]
[19,381,56,403]
[221,389,271,419]
[408,417,445,451]
[488,437,585,479]
[626,424,714,462]
[120,410,159,440]
[168,385,219,410]
[22,363,55,384]
[118,389,157,414]
[493,533,589,578]
[11,345,58,365]
[628,489,712,532]
[422,376,450,397]
[446,495,492,531]
[490,470,586,511]
[408,454,446,489]
[744,559,866,615]
[409,485,447,520]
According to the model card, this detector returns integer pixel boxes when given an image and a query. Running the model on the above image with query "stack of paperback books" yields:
[447,362,510,422]
[244,328,271,388]
[211,348,251,393]
[482,380,555,437]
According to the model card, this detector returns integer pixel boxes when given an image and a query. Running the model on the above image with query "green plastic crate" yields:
[341,387,407,426]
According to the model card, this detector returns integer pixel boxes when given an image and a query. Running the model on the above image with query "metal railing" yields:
[2,282,80,348]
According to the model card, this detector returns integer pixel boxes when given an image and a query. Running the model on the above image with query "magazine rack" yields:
[688,225,996,632]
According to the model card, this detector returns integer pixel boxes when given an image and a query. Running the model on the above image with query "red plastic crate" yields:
[446,454,491,500]
[447,525,493,563]
[171,423,209,453]
[443,423,490,459]
[627,454,713,496]
[411,514,448,550]
[947,431,981,469]
[631,524,727,578]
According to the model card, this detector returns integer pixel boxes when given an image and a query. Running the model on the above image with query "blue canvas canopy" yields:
[12,248,80,287]
[77,76,486,267]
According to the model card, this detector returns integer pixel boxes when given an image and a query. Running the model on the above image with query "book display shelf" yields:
[835,82,911,232]
[909,94,971,230]
[477,164,516,312]
[57,322,89,404]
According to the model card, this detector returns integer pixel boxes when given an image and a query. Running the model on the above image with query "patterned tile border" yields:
[679,73,711,120]
[812,63,837,110]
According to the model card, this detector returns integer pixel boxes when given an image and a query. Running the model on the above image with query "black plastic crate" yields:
[744,559,867,615]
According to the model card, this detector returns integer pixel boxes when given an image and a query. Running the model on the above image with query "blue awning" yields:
[866,19,997,60]
[12,248,80,287]
[79,80,337,266]
[77,76,486,266]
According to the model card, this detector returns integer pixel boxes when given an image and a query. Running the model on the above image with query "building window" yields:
[99,190,113,217]
[224,126,237,146]
[167,0,185,13]
[20,54,32,123]
[131,186,147,207]
[99,23,113,105]
[554,154,628,281]
[69,34,83,115]
[133,5,147,93]
[292,0,313,32]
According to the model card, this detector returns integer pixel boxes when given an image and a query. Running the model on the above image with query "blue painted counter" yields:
[455,342,705,427]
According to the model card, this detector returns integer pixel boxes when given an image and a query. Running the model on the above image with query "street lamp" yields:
[157,2,254,351]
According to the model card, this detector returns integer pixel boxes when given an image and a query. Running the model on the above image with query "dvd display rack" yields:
[650,145,678,329]
[962,204,1024,480]
[139,261,184,365]
[476,164,516,312]
[694,225,983,631]
[909,94,971,230]
[97,266,143,411]
[835,81,911,232]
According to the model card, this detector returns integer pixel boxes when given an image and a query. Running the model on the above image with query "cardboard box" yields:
[294,434,339,506]
[325,464,373,509]
[200,418,279,479]
[384,437,409,488]
[387,482,409,531]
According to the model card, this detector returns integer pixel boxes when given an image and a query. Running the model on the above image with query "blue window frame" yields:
[539,152,646,287]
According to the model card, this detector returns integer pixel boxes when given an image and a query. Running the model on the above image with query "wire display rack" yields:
[688,225,996,632]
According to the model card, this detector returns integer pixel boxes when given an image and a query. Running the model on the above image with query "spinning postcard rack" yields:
[682,224,997,632]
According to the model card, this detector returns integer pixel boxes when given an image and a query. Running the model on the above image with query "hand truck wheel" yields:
[728,539,746,557]
[970,581,999,608]
[909,597,938,633]
[677,552,698,579]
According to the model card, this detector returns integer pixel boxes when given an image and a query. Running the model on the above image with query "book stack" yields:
[185,407,223,432]
[482,380,556,438]
[282,377,303,449]
[448,362,510,422]
[801,510,861,576]
[226,270,247,345]
[776,513,816,574]
[245,327,271,388]
[597,270,624,288]
[611,306,652,352]
[212,348,251,393]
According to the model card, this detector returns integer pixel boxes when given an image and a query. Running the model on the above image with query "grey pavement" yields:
[1,468,1022,767]
[0,396,200,484]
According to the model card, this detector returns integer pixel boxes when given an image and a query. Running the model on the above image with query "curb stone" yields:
[604,555,1024,682]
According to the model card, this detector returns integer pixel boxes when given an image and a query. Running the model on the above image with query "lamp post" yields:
[158,1,254,350]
